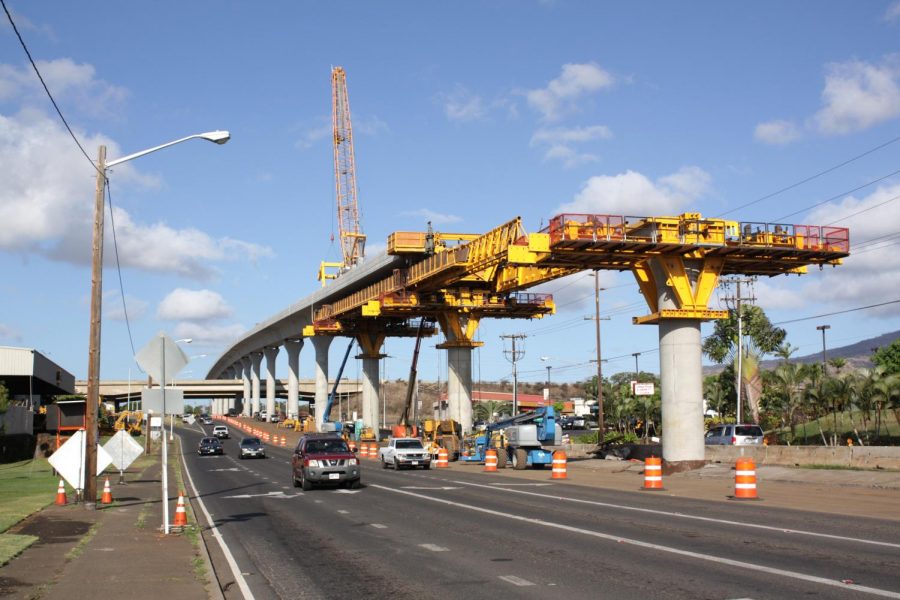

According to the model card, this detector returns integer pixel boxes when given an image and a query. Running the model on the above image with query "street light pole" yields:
[83,132,229,510]
[817,324,832,444]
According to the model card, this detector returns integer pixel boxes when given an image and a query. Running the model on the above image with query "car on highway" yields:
[198,437,223,456]
[257,410,268,422]
[213,425,230,439]
[291,433,360,490]
[704,424,765,445]
[378,437,432,470]
[239,436,266,459]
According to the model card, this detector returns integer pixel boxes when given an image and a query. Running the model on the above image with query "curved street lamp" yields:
[84,131,230,510]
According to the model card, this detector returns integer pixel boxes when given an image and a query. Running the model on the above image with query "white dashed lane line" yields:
[419,544,448,552]
[370,524,387,529]
[499,575,535,587]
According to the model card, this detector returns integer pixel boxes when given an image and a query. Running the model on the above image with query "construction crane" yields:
[320,66,366,284]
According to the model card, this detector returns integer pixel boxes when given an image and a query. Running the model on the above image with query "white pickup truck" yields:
[378,437,432,470]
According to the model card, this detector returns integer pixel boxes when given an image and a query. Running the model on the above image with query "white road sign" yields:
[633,382,655,396]
[103,430,144,472]
[48,430,113,490]
[135,332,189,384]
[141,388,185,416]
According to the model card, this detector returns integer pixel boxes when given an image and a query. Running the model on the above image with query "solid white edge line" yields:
[372,484,900,599]
[448,478,900,550]
[179,436,256,600]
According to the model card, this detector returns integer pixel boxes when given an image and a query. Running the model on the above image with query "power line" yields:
[105,182,140,366]
[774,299,900,325]
[1,0,99,173]
[717,132,900,218]
[774,166,900,222]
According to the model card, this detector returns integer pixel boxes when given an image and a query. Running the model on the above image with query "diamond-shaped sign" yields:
[135,332,189,384]
[103,430,144,472]
[48,430,113,490]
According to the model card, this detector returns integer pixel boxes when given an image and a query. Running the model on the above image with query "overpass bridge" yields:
[75,379,361,415]
[208,212,849,470]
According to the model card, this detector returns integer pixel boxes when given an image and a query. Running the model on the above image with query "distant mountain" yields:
[703,330,900,375]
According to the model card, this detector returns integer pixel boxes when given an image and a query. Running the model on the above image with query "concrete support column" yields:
[447,347,473,433]
[311,337,332,430]
[264,346,279,419]
[361,358,380,439]
[240,357,251,416]
[659,321,705,468]
[250,352,263,417]
[284,339,303,419]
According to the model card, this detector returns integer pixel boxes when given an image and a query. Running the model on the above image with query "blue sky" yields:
[2,1,900,387]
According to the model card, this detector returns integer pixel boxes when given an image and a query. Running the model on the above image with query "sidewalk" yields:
[0,449,214,600]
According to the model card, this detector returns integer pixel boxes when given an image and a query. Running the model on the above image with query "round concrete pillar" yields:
[240,357,251,416]
[659,320,705,468]
[264,346,279,419]
[284,339,303,419]
[250,352,263,417]
[311,337,332,430]
[447,347,473,433]
[361,357,381,439]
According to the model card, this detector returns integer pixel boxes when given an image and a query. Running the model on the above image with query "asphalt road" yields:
[180,422,900,600]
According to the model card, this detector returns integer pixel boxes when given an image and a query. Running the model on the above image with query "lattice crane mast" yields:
[320,66,366,284]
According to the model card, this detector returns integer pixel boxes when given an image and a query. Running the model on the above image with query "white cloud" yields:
[531,125,611,167]
[557,166,711,215]
[441,85,487,122]
[526,62,616,121]
[0,323,22,343]
[754,119,801,144]
[173,321,247,346]
[813,56,900,135]
[884,1,900,21]
[157,289,233,321]
[0,59,127,118]
[400,208,462,225]
[104,291,148,321]
[0,107,272,279]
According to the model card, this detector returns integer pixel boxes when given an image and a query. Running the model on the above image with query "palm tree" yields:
[473,400,512,424]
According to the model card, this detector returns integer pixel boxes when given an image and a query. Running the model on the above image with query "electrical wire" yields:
[773,299,900,325]
[717,132,900,218]
[823,193,900,226]
[774,166,900,222]
[105,181,140,367]
[1,0,100,174]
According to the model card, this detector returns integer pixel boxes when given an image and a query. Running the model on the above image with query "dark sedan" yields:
[198,437,223,456]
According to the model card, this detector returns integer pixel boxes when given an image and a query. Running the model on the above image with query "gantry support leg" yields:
[356,329,386,440]
[633,256,726,472]
[284,339,303,420]
[436,312,483,434]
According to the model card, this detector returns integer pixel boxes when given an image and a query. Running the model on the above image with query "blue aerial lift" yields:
[318,340,354,433]
[460,406,562,470]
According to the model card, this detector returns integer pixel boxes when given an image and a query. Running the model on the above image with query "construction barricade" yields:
[484,449,498,472]
[551,450,567,479]
[436,447,449,468]
[732,457,760,500]
[641,456,664,491]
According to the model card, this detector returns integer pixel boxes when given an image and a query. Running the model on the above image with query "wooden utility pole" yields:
[501,334,526,414]
[85,145,106,509]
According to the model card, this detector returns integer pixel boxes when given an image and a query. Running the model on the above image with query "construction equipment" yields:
[422,418,462,462]
[319,66,366,284]
[114,411,142,436]
[319,340,355,433]
[394,318,431,437]
[461,406,561,470]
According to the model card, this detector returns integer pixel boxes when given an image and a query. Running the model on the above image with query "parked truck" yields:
[460,406,562,470]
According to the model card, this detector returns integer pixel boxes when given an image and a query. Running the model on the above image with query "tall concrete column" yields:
[284,339,303,419]
[311,337,332,430]
[447,347,473,433]
[648,258,706,471]
[659,320,705,467]
[240,357,251,416]
[361,358,381,439]
[264,346,279,419]
[250,352,263,417]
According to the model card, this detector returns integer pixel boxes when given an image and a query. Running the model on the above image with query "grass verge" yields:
[0,533,39,566]
[0,459,60,533]
[169,438,208,580]
[65,522,100,561]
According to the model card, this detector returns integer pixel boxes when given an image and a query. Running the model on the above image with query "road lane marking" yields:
[338,510,349,514]
[208,468,242,472]
[499,575,535,587]
[221,491,302,499]
[419,543,448,552]
[372,484,900,599]
[401,486,461,490]
[450,479,900,550]
[488,483,552,487]
[371,524,388,529]
[179,439,256,600]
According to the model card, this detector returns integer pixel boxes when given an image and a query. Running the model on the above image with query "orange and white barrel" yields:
[436,447,449,468]
[733,457,760,500]
[484,449,498,472]
[551,450,567,480]
[642,456,664,490]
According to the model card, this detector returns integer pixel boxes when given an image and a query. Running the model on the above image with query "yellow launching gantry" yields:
[303,212,849,342]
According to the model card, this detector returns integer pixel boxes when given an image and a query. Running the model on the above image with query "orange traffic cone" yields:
[436,447,449,468]
[55,479,67,505]
[640,456,664,491]
[484,449,498,472]
[173,491,188,527]
[101,477,113,504]
[731,457,761,501]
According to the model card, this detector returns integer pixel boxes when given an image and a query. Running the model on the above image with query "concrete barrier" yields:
[705,445,900,470]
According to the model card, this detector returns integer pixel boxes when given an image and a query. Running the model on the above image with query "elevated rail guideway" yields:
[209,211,848,470]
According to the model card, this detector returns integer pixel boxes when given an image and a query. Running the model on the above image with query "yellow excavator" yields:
[422,418,461,461]
[114,411,142,435]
